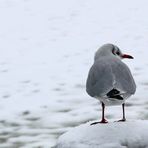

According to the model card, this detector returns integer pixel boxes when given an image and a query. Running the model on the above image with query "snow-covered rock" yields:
[56,120,148,148]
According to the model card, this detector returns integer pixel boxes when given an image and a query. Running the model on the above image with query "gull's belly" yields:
[95,94,131,106]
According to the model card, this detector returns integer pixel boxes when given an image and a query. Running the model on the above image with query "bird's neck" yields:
[94,49,114,61]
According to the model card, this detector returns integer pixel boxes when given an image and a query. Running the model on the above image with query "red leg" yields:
[91,102,108,125]
[117,103,126,122]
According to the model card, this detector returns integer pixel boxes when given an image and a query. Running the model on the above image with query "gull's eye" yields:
[116,51,120,55]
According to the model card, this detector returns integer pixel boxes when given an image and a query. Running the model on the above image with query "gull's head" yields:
[94,43,134,61]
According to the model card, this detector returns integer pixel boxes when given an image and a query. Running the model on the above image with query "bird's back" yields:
[86,56,136,98]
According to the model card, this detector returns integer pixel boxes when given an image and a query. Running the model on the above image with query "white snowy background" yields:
[0,0,148,147]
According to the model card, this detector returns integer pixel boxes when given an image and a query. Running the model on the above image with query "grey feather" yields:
[86,57,114,97]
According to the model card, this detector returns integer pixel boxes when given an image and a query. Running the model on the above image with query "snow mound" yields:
[56,120,148,148]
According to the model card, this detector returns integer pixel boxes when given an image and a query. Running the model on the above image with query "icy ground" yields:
[0,0,148,147]
[56,120,148,148]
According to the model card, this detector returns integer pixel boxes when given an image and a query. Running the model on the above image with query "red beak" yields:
[121,54,134,59]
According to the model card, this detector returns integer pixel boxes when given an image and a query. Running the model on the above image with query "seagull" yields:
[86,44,136,125]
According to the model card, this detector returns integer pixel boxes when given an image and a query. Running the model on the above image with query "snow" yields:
[56,120,148,148]
[0,0,148,147]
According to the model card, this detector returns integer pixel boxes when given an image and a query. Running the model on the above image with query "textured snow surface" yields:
[56,120,148,148]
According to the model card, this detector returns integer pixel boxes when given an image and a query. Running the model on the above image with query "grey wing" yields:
[112,60,136,94]
[86,61,114,97]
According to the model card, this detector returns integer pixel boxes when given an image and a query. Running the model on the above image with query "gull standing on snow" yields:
[86,44,136,125]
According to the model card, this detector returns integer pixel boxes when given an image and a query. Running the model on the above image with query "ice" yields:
[56,120,148,148]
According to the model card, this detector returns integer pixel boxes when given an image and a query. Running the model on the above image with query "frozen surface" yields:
[56,120,148,148]
[0,0,148,147]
